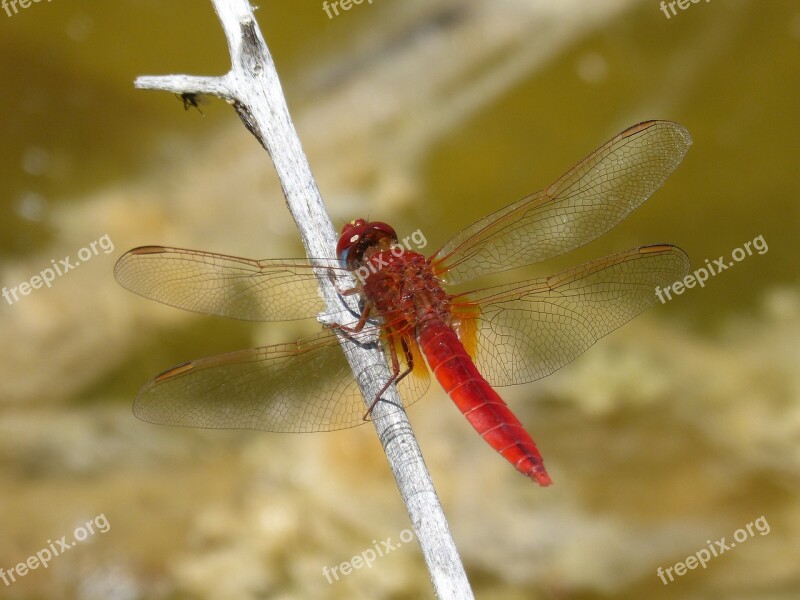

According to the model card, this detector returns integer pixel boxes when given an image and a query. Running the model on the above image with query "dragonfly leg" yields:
[394,337,415,386]
[327,268,361,297]
[363,336,414,421]
[331,304,371,334]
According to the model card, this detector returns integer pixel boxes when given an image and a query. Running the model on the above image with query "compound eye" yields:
[368,222,397,240]
[336,220,367,264]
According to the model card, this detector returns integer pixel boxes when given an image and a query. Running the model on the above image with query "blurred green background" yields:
[1,1,798,599]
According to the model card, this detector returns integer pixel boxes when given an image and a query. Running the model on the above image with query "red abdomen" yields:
[416,320,552,486]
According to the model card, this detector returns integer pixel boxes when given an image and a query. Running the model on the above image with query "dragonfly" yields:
[115,120,691,486]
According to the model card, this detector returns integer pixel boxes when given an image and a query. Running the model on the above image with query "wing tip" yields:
[624,120,659,136]
[640,244,691,276]
[114,246,169,277]
[639,243,682,255]
[624,119,693,149]
[153,361,195,382]
[639,242,690,262]
[128,245,169,255]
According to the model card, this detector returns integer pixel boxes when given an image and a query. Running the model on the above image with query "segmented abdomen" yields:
[416,320,551,486]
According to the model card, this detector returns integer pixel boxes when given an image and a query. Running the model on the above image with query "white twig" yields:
[135,1,473,597]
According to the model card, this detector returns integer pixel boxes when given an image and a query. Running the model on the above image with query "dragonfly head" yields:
[337,219,398,268]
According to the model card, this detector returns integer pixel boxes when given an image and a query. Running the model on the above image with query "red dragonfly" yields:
[115,120,691,486]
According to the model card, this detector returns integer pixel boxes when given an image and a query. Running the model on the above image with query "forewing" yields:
[451,245,690,386]
[133,329,430,433]
[431,121,692,285]
[115,246,347,321]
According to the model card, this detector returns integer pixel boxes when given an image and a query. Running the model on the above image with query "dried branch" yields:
[135,1,473,597]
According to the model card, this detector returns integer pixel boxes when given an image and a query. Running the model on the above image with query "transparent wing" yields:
[451,245,690,386]
[133,329,431,433]
[115,246,349,321]
[431,121,692,285]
